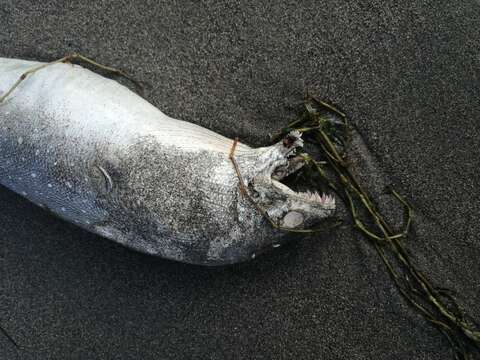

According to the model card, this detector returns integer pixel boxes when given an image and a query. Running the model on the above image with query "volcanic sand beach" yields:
[0,1,479,359]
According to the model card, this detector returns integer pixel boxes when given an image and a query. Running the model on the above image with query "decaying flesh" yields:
[0,58,334,265]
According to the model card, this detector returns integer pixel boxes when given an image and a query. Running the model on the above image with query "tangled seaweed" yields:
[268,95,480,360]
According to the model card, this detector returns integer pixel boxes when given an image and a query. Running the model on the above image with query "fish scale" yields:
[0,57,335,265]
[0,126,106,227]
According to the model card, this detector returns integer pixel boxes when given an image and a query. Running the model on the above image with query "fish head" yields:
[236,130,335,231]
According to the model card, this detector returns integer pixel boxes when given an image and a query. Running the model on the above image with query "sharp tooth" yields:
[323,194,334,206]
[292,189,334,205]
[289,130,301,139]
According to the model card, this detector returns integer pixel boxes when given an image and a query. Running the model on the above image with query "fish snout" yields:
[234,131,335,230]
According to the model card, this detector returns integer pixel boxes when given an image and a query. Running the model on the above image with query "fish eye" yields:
[282,211,304,228]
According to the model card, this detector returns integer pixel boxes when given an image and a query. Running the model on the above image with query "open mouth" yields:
[270,131,335,207]
[271,178,335,207]
[243,131,335,228]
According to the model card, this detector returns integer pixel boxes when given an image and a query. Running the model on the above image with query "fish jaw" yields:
[234,131,336,230]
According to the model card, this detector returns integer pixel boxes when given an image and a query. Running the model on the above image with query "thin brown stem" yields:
[0,53,142,104]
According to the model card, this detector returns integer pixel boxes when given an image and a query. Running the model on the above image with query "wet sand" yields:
[0,1,479,359]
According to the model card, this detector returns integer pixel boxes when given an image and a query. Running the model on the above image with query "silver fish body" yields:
[0,58,334,265]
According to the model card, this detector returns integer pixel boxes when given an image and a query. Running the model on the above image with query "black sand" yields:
[1,1,479,359]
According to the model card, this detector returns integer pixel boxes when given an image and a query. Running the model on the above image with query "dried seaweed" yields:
[0,53,142,105]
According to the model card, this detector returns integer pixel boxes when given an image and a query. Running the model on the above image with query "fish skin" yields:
[0,58,334,265]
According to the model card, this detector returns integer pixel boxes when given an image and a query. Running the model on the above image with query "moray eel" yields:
[0,58,335,265]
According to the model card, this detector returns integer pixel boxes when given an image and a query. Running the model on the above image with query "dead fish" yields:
[0,57,335,265]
